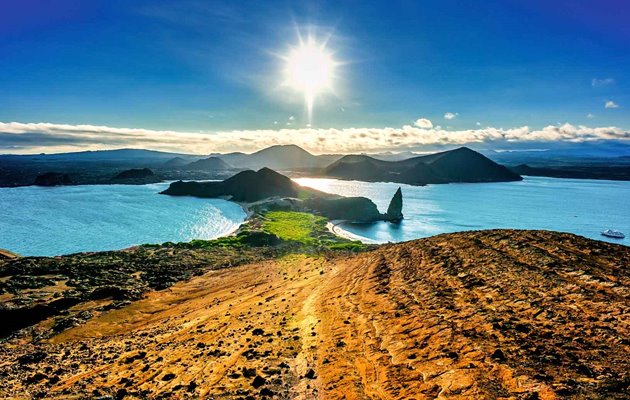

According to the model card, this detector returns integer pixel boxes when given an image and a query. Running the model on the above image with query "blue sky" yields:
[0,0,629,154]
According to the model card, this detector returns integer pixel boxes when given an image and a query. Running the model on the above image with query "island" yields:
[161,167,403,223]
[324,147,522,185]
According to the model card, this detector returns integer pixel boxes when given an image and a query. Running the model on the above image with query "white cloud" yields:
[288,115,295,121]
[605,100,620,109]
[413,118,433,129]
[592,78,615,87]
[587,113,595,119]
[476,122,481,126]
[1,121,628,155]
[444,112,458,120]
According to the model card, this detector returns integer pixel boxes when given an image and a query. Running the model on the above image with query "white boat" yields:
[601,229,625,239]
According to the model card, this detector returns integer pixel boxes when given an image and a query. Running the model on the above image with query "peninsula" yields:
[161,167,404,222]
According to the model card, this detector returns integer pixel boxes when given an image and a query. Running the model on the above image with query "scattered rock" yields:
[252,375,266,388]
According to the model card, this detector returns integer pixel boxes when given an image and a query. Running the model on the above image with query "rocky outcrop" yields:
[305,197,382,222]
[385,187,403,222]
[113,168,154,180]
[34,172,71,186]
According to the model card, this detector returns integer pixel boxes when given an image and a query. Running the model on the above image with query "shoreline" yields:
[326,220,380,244]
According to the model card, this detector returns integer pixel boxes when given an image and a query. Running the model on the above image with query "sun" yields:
[282,37,337,121]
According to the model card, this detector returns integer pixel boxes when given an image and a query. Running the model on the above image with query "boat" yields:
[601,229,625,239]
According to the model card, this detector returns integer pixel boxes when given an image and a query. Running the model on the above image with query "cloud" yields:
[587,113,595,119]
[605,100,620,109]
[592,78,615,87]
[413,118,433,129]
[1,121,628,155]
[444,112,458,120]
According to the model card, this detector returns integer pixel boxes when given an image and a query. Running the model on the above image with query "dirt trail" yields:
[1,230,628,399]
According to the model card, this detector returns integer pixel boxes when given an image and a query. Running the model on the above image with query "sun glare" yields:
[283,37,337,121]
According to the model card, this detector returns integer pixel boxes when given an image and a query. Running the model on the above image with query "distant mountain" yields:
[0,148,192,162]
[184,157,231,171]
[481,140,630,166]
[324,147,522,185]
[217,145,338,170]
[163,157,191,168]
[511,164,630,181]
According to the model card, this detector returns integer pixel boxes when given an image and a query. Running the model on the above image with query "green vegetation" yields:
[259,211,367,251]
[261,211,327,244]
[145,210,367,253]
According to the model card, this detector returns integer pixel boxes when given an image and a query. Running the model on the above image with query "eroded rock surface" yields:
[0,230,628,399]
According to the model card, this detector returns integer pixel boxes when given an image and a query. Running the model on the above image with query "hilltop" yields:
[181,156,231,171]
[0,230,627,399]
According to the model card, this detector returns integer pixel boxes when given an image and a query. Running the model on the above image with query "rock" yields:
[305,369,316,379]
[491,349,506,362]
[34,172,71,186]
[26,372,48,383]
[18,351,47,365]
[115,388,128,400]
[252,375,266,388]
[242,368,257,378]
[385,187,403,222]
[162,373,176,381]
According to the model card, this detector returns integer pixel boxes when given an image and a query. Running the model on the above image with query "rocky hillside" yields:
[161,167,299,202]
[325,147,522,185]
[0,230,627,399]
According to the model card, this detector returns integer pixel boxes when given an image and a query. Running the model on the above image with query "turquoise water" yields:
[294,177,630,246]
[0,182,246,256]
[1,177,628,256]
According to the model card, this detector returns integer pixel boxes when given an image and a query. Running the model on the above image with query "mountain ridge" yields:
[325,146,522,185]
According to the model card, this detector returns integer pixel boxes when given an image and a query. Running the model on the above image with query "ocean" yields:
[295,176,630,246]
[0,182,246,256]
[1,176,628,256]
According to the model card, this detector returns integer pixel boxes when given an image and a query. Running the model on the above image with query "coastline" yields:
[326,220,380,244]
